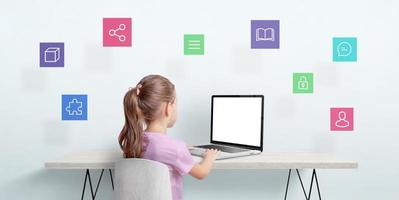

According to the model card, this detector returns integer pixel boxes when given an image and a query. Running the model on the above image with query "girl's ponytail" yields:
[118,75,175,158]
[119,86,144,158]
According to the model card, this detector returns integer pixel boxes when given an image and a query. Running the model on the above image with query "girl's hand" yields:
[203,149,219,160]
[189,149,219,180]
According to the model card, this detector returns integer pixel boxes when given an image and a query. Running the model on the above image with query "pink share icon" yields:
[108,24,126,42]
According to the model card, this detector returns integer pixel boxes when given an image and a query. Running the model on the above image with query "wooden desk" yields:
[45,150,358,200]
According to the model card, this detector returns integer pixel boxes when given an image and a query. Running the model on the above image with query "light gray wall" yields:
[1,0,398,199]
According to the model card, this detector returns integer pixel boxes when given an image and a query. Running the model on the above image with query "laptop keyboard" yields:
[195,144,249,153]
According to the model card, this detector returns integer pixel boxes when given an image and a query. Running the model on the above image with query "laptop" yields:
[189,95,264,160]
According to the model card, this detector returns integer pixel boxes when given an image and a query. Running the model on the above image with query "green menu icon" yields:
[293,73,313,93]
[184,34,204,55]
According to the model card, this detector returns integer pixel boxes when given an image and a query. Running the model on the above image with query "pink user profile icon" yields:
[103,18,132,47]
[330,107,354,131]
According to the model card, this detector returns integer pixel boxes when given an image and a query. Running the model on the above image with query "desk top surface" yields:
[45,149,358,170]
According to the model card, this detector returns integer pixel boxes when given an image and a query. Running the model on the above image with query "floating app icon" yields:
[40,42,64,67]
[103,18,132,47]
[256,28,275,41]
[251,20,280,49]
[184,34,204,55]
[330,107,354,131]
[333,37,357,62]
[293,73,313,93]
[62,95,88,120]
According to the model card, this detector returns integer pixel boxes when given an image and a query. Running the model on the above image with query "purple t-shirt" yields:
[141,132,195,200]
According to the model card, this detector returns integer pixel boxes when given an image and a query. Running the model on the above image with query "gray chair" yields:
[114,158,172,200]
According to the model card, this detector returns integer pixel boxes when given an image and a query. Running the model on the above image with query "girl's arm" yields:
[189,149,219,180]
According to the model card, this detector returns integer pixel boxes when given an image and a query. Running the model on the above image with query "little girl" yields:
[118,74,219,200]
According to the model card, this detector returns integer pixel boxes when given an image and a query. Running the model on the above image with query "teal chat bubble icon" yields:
[337,42,352,57]
[333,37,357,62]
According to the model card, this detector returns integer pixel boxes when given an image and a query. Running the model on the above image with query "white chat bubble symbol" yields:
[337,41,352,57]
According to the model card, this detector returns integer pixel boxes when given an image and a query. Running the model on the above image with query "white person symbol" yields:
[335,111,350,128]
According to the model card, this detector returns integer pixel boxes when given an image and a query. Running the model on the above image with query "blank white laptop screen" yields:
[212,97,262,147]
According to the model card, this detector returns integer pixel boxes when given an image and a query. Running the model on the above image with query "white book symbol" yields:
[256,28,275,42]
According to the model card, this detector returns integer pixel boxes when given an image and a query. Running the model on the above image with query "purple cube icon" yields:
[44,47,60,62]
[251,20,280,49]
[40,42,64,67]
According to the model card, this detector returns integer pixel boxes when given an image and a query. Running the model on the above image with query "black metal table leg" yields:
[314,170,321,199]
[284,169,292,200]
[284,169,308,200]
[81,169,95,200]
[81,170,88,200]
[94,169,105,197]
[284,169,322,200]
[296,169,308,199]
[307,169,322,200]
[109,169,114,190]
[81,169,115,200]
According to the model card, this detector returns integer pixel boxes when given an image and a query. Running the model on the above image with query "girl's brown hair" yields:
[118,75,175,158]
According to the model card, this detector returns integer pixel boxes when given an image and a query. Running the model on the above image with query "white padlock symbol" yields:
[298,76,309,90]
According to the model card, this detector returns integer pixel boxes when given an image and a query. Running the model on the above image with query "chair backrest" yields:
[114,158,172,200]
